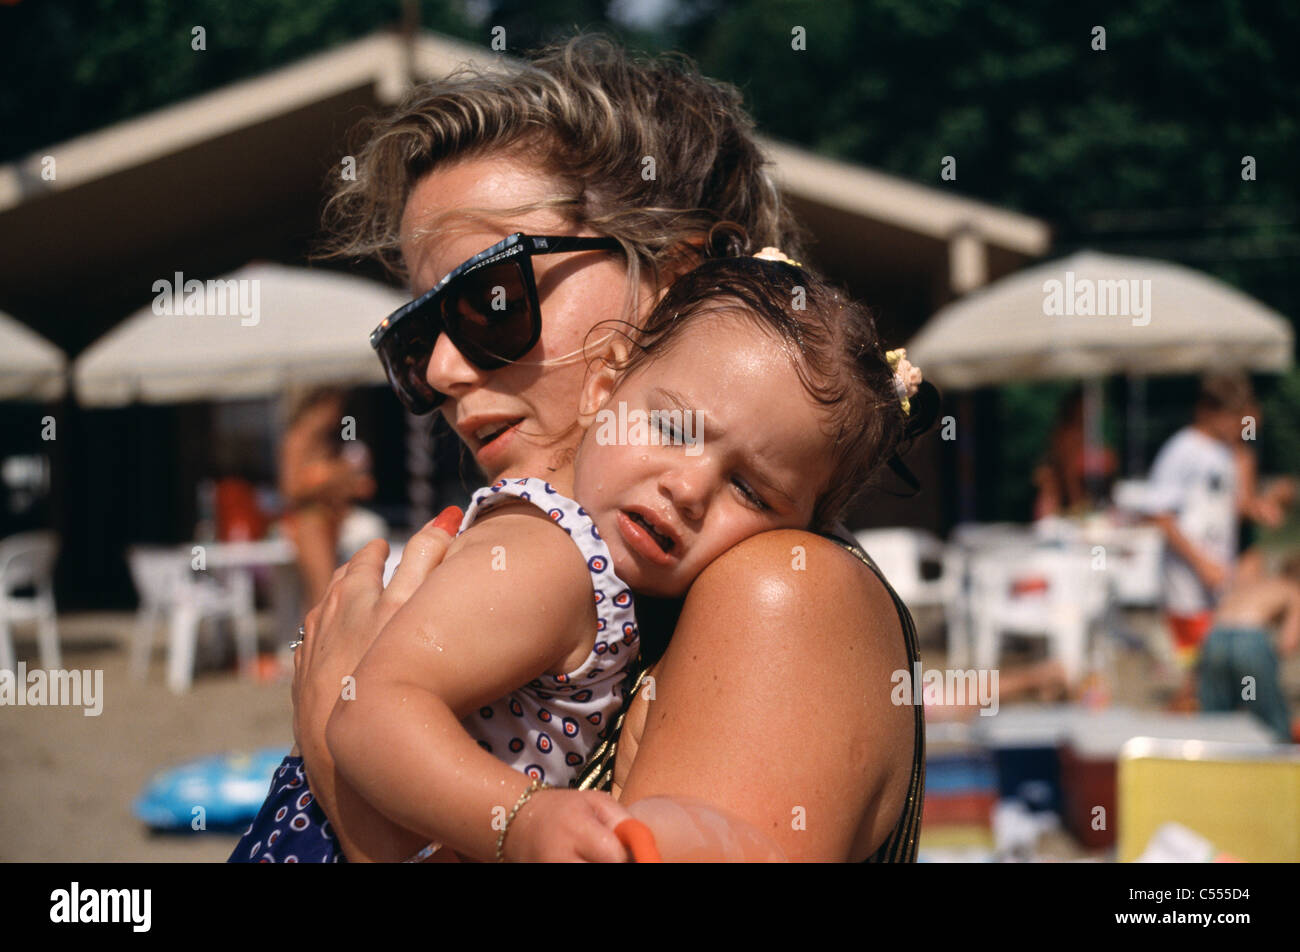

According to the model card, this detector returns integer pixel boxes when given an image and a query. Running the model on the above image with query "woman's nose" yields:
[424,330,485,400]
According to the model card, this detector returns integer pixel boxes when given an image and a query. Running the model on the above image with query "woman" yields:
[278,387,377,608]
[291,35,924,862]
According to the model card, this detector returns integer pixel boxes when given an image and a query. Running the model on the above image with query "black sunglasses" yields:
[370,232,622,414]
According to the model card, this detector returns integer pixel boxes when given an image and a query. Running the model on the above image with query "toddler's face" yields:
[573,310,836,597]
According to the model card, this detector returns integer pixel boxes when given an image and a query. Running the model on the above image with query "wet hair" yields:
[600,250,940,531]
[321,33,802,309]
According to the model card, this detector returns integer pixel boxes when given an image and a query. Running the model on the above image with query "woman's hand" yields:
[502,789,633,863]
[291,506,463,841]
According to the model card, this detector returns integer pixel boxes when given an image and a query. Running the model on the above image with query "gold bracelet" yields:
[496,779,547,862]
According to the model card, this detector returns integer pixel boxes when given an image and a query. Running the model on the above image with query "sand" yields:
[0,612,292,862]
[2,608,1296,862]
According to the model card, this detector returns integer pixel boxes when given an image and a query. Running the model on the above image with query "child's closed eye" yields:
[655,414,684,443]
[732,476,769,511]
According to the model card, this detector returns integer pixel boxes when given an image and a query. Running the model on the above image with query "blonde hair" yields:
[320,33,803,309]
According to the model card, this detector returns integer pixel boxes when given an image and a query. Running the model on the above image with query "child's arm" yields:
[325,502,630,862]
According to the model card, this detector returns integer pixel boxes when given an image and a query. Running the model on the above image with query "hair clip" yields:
[885,348,923,415]
[752,247,804,268]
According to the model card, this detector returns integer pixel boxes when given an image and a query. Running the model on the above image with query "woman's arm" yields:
[325,505,629,861]
[616,529,915,861]
[290,515,460,861]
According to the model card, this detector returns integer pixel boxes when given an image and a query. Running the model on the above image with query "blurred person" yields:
[1032,387,1116,519]
[1233,398,1296,580]
[1144,374,1256,667]
[279,387,377,607]
[1197,550,1300,742]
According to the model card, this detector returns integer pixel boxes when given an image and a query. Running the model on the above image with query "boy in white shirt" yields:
[1143,374,1255,666]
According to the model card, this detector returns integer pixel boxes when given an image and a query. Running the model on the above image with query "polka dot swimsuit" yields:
[233,758,342,863]
[230,477,638,863]
[458,477,640,788]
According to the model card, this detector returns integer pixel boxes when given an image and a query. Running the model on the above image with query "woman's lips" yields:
[466,418,524,468]
[616,510,678,567]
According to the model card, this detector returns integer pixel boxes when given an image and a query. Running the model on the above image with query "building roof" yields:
[0,30,1049,356]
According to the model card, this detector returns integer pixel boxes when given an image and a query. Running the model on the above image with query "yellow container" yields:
[1118,738,1300,862]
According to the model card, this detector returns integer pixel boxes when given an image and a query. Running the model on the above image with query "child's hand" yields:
[502,789,634,863]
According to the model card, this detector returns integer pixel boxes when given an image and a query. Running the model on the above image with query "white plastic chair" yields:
[852,528,951,608]
[1112,479,1157,515]
[0,530,60,672]
[1093,524,1163,607]
[944,523,1039,668]
[968,546,1109,685]
[127,545,258,693]
[856,527,970,666]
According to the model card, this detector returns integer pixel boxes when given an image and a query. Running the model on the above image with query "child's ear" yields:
[578,356,619,428]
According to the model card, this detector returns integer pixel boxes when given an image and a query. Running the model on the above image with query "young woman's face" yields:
[572,311,836,597]
[400,155,654,480]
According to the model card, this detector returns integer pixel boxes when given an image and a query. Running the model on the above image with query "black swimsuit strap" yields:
[824,532,925,863]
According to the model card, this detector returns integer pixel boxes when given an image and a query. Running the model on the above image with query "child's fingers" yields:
[580,794,640,863]
[585,791,635,830]
[577,824,634,864]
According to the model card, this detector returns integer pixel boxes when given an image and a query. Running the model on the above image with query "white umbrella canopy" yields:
[0,310,66,400]
[907,250,1293,389]
[74,263,408,406]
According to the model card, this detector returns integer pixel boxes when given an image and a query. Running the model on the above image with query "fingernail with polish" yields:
[431,506,463,535]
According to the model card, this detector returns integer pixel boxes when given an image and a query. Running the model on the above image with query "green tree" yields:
[0,0,475,160]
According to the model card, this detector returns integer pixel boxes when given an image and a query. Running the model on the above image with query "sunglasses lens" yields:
[379,306,442,414]
[374,252,541,414]
[443,261,537,367]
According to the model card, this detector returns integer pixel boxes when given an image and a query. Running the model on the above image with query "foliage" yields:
[0,0,474,158]
[4,0,1297,501]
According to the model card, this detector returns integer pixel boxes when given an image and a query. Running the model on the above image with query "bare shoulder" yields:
[622,528,915,859]
[675,528,903,661]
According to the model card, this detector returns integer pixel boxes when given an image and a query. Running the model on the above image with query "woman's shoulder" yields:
[671,529,903,665]
[692,529,895,610]
[626,528,917,860]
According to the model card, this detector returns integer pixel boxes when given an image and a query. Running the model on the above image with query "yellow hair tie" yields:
[752,246,804,268]
[886,348,923,415]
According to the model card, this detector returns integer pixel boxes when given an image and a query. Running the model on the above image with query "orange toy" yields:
[620,797,787,862]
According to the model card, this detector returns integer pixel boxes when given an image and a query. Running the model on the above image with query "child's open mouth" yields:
[617,510,678,566]
[626,511,675,553]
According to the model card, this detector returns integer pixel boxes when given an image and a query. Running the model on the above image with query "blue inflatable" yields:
[134,747,288,830]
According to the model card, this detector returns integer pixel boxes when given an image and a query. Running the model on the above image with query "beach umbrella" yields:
[0,309,65,401]
[73,262,406,406]
[907,250,1293,515]
[907,250,1292,389]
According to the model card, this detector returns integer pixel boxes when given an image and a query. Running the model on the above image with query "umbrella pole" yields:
[1083,376,1105,505]
[406,411,434,531]
[1127,373,1146,477]
[958,392,976,522]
